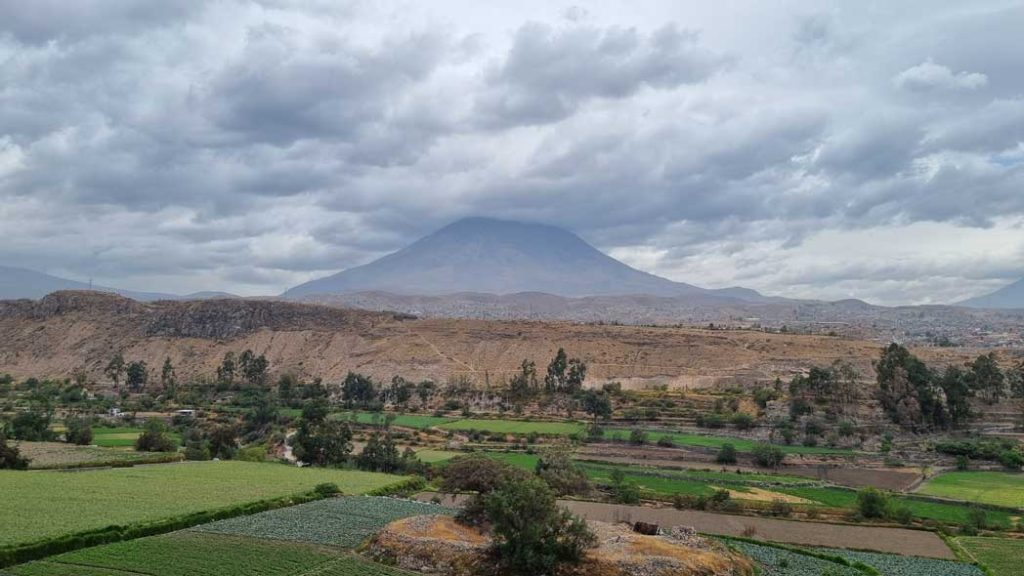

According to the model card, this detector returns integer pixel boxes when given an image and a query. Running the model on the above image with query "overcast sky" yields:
[1,1,1022,305]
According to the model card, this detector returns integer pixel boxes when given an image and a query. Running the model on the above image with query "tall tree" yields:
[125,361,148,392]
[160,357,175,392]
[969,353,1006,404]
[104,353,126,388]
[544,348,568,393]
[216,352,236,386]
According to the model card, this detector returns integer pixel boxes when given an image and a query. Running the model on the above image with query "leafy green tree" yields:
[240,350,270,387]
[581,389,612,423]
[875,344,947,431]
[104,353,126,387]
[292,411,352,466]
[544,348,568,393]
[217,352,237,386]
[356,431,405,473]
[242,389,279,440]
[341,372,376,409]
[11,407,53,441]
[968,353,1006,404]
[126,361,148,392]
[441,454,528,525]
[939,366,973,427]
[0,431,29,470]
[485,476,596,575]
[207,424,238,459]
[608,468,641,504]
[160,357,176,394]
[135,418,177,452]
[65,416,93,445]
[509,360,538,403]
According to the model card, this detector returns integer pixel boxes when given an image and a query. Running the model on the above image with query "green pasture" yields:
[0,461,402,548]
[439,418,585,435]
[918,471,1024,509]
[91,426,182,448]
[603,428,856,455]
[958,537,1024,576]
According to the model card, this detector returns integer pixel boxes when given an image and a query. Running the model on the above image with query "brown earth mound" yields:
[363,515,754,576]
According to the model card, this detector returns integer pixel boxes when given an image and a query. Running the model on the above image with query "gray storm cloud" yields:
[0,0,1022,304]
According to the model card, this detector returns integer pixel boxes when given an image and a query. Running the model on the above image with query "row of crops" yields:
[190,496,453,548]
[3,497,451,576]
[725,539,985,576]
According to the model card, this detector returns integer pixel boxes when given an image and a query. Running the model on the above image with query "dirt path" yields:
[560,501,956,559]
[416,493,954,559]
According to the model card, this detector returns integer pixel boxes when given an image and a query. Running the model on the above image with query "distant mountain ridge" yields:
[0,265,235,302]
[284,217,769,301]
[958,278,1024,309]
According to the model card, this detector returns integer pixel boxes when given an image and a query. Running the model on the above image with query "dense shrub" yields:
[751,443,785,468]
[656,435,674,448]
[716,443,738,464]
[731,413,755,430]
[1,432,30,470]
[856,488,889,519]
[628,429,648,445]
[535,448,590,496]
[135,419,178,452]
[64,417,93,445]
[485,476,596,575]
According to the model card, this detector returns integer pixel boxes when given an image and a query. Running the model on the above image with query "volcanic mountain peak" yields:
[284,217,763,300]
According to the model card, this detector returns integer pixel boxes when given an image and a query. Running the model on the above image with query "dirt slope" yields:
[0,291,993,387]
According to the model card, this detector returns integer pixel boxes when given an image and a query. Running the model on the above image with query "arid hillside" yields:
[0,291,1004,388]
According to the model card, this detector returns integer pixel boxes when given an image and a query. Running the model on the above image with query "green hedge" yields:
[30,452,185,470]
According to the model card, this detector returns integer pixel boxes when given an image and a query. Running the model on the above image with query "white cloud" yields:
[894,59,988,92]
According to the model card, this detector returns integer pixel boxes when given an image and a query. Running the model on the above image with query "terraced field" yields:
[603,428,856,455]
[438,418,585,435]
[332,412,454,429]
[0,462,402,548]
[816,547,983,576]
[14,441,180,469]
[918,471,1024,509]
[3,532,412,576]
[91,426,182,448]
[958,537,1024,576]
[725,540,862,576]
[190,496,452,548]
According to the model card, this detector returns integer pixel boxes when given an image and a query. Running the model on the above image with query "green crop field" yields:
[775,486,1014,527]
[918,471,1024,509]
[331,412,455,429]
[5,532,413,576]
[190,496,452,548]
[816,547,983,576]
[726,540,862,576]
[91,426,183,448]
[603,428,855,455]
[414,449,461,463]
[484,452,804,499]
[439,418,585,435]
[958,537,1024,576]
[0,461,402,548]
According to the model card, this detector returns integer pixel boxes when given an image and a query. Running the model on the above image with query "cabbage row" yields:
[817,547,983,576]
[727,541,862,576]
[189,496,452,548]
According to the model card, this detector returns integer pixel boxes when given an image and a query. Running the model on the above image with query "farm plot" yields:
[918,471,1024,509]
[439,418,585,435]
[725,540,862,576]
[0,462,402,549]
[332,412,454,429]
[190,496,452,548]
[4,532,413,576]
[816,547,983,576]
[13,441,179,469]
[91,426,182,448]
[603,428,855,455]
[957,537,1024,576]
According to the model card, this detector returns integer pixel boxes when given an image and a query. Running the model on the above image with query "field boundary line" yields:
[46,559,156,576]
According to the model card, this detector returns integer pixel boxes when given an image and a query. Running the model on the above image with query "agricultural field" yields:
[957,537,1024,576]
[13,441,179,469]
[3,532,412,576]
[91,426,182,448]
[413,449,461,463]
[603,428,856,455]
[191,496,452,548]
[816,547,983,576]
[438,418,585,435]
[332,412,454,429]
[918,471,1024,508]
[0,462,402,548]
[725,540,862,576]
